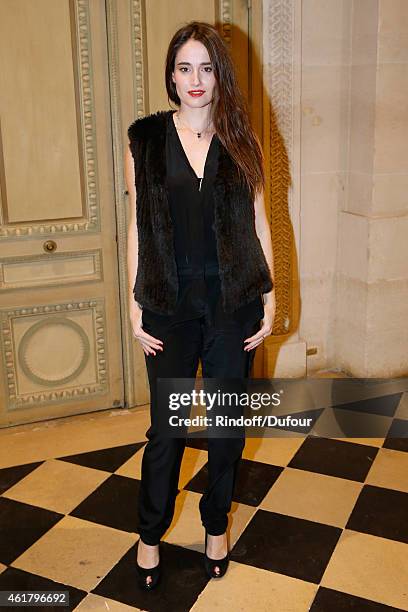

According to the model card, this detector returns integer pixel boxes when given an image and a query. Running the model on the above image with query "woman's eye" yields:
[203,67,213,72]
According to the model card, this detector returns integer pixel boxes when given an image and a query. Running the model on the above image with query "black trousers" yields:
[138,308,262,546]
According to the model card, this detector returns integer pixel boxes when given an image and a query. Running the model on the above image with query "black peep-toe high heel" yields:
[204,530,229,579]
[136,540,161,590]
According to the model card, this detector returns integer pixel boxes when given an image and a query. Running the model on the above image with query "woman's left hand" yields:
[243,301,275,351]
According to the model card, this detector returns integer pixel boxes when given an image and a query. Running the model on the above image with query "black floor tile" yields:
[234,459,284,505]
[310,586,406,611]
[231,509,341,583]
[0,497,63,565]
[346,485,408,544]
[0,566,86,611]
[69,474,141,533]
[383,419,408,452]
[58,442,146,473]
[327,409,392,439]
[92,541,209,612]
[185,438,208,451]
[333,393,403,417]
[273,408,324,435]
[288,437,378,481]
[0,461,44,495]
[184,458,283,506]
[182,463,207,497]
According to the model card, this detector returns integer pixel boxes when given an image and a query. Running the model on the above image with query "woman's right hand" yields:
[130,305,164,356]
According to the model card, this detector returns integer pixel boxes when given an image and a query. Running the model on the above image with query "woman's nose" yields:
[191,70,201,86]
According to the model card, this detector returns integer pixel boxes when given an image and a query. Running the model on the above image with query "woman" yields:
[125,21,275,590]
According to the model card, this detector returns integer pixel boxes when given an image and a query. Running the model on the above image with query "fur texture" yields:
[128,110,273,315]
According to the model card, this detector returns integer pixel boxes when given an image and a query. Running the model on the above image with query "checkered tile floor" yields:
[0,386,407,611]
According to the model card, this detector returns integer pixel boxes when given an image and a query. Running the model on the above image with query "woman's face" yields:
[171,38,216,109]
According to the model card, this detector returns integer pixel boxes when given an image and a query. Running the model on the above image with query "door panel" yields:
[0,0,124,426]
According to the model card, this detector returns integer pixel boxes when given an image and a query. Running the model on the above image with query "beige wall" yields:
[264,0,407,376]
[337,0,408,376]
[299,0,353,373]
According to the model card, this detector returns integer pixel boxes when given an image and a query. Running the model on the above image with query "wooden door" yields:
[0,0,124,426]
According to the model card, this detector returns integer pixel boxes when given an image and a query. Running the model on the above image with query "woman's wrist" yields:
[262,288,275,306]
[129,297,142,314]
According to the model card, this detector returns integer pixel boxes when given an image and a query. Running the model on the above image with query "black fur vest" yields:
[128,109,273,315]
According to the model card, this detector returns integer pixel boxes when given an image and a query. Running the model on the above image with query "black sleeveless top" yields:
[141,110,264,332]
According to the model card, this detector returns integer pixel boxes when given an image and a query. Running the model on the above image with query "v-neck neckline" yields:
[170,110,216,183]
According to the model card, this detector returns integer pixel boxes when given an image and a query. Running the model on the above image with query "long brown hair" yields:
[165,21,265,199]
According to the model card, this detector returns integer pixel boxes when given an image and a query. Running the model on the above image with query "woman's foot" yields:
[205,532,229,577]
[136,539,160,589]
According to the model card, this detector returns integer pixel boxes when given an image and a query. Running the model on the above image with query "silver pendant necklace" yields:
[175,111,212,139]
